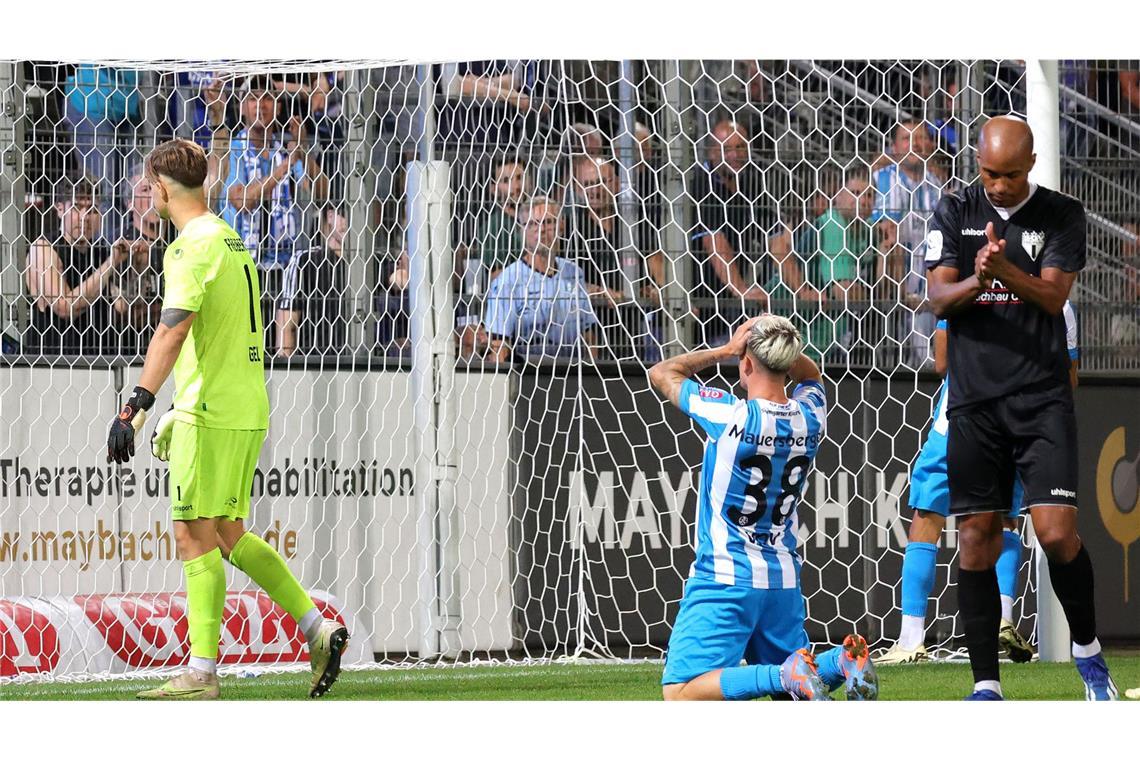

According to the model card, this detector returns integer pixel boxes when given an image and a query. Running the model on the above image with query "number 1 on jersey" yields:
[242,264,257,333]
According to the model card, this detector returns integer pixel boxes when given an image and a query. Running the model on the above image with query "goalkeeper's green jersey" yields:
[162,213,269,430]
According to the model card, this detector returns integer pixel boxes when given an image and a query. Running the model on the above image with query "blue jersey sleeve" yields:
[1063,300,1079,360]
[677,378,740,438]
[936,319,947,331]
[220,139,248,220]
[870,167,900,224]
[792,379,827,435]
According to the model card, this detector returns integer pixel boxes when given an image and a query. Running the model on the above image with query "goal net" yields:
[0,59,1049,680]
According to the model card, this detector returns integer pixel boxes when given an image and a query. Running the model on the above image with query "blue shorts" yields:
[661,576,809,685]
[909,432,1023,518]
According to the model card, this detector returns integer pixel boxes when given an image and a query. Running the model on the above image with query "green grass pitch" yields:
[3,651,1139,701]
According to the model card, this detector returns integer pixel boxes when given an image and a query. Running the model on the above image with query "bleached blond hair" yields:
[746,314,803,373]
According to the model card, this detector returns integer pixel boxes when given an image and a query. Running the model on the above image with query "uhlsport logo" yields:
[1096,427,1140,601]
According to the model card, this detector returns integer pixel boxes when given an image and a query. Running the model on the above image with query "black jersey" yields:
[925,184,1085,412]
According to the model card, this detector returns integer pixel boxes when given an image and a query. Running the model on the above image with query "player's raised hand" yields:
[726,315,765,358]
[976,222,1006,284]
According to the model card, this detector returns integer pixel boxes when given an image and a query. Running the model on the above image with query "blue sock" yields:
[720,665,784,700]
[901,542,938,618]
[815,646,845,691]
[996,530,1021,599]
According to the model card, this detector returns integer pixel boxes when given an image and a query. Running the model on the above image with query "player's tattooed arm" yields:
[648,317,763,407]
[648,348,731,407]
[160,308,194,328]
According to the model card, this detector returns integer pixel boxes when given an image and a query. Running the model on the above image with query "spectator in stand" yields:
[168,72,238,148]
[309,72,347,200]
[120,164,177,263]
[537,121,609,197]
[436,61,557,152]
[1110,219,1140,358]
[691,60,772,140]
[631,121,668,361]
[221,76,328,354]
[24,177,126,356]
[799,167,877,362]
[470,158,528,284]
[108,236,160,358]
[103,168,170,357]
[377,244,412,357]
[871,119,942,368]
[270,71,346,199]
[690,118,817,347]
[483,196,600,363]
[63,65,144,212]
[176,76,235,208]
[370,65,422,252]
[794,166,842,257]
[562,156,661,360]
[1091,62,1140,150]
[276,207,348,358]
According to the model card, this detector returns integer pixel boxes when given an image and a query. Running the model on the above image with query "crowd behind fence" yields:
[2,60,1137,372]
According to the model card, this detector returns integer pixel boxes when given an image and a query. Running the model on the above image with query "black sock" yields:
[1048,545,1098,647]
[958,567,1002,685]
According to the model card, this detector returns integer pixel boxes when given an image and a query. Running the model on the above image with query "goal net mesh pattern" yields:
[0,59,1076,680]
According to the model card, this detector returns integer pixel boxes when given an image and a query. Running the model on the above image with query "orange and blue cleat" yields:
[779,648,831,701]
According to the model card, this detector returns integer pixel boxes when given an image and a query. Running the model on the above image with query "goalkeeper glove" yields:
[151,408,177,462]
[106,386,155,464]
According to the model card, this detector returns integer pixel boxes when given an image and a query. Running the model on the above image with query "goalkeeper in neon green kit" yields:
[105,139,349,700]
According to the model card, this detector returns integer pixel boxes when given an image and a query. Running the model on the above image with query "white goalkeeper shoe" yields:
[309,619,350,698]
[874,642,929,666]
[136,669,219,700]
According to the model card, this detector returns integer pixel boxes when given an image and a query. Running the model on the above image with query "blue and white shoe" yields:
[1075,653,1119,701]
[964,689,1004,701]
[838,634,879,700]
[779,648,831,701]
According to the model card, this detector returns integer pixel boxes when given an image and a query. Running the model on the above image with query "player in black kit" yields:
[926,116,1118,700]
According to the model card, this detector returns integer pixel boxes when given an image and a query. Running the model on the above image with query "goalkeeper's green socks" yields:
[228,532,322,644]
[184,548,226,674]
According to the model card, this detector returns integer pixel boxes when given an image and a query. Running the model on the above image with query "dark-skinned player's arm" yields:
[933,323,948,377]
[106,307,196,464]
[976,217,1080,317]
[927,266,987,318]
[649,316,763,407]
[925,194,988,318]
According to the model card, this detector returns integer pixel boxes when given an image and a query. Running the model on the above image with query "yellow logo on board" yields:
[1096,427,1140,601]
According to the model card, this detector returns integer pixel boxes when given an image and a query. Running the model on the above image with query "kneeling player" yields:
[649,315,877,701]
[880,305,1079,665]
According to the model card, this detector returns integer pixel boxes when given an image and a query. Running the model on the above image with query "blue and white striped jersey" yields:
[929,301,1079,437]
[678,378,827,589]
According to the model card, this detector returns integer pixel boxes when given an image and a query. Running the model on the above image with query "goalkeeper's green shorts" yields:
[168,422,266,521]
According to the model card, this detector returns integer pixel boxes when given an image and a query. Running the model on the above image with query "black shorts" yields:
[947,382,1079,515]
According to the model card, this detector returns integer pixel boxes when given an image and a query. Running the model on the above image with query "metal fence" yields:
[1,60,1136,372]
